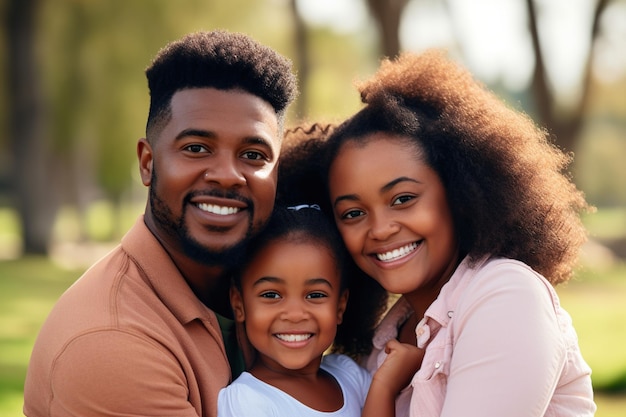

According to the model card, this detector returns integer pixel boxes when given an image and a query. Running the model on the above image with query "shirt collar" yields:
[121,216,215,325]
[417,256,490,347]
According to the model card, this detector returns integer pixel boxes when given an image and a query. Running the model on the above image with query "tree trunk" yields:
[5,0,58,255]
[526,0,609,154]
[366,0,410,58]
[289,0,310,119]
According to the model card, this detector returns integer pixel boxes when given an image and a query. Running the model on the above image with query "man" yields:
[23,30,297,417]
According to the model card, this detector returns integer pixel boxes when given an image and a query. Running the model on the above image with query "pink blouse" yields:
[363,257,596,417]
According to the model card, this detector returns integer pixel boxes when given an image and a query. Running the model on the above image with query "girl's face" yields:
[328,134,459,305]
[231,238,348,375]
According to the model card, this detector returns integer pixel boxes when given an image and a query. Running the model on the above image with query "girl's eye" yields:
[392,195,415,206]
[184,144,208,153]
[306,292,328,300]
[260,291,280,299]
[342,209,364,220]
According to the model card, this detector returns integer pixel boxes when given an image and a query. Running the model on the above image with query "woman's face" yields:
[328,134,459,302]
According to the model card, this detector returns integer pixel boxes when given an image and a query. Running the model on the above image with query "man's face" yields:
[138,88,281,266]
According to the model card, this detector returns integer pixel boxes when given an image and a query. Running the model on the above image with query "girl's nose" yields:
[280,299,309,322]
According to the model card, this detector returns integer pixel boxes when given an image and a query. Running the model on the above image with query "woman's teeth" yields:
[197,203,239,215]
[376,242,418,262]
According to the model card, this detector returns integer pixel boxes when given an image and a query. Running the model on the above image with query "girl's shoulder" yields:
[321,353,366,377]
[322,354,371,388]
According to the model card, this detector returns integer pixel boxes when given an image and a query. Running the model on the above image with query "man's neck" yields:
[172,253,233,316]
[143,214,233,316]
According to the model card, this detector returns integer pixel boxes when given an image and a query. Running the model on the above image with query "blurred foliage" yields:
[0,0,375,215]
[0,0,625,242]
[575,76,626,207]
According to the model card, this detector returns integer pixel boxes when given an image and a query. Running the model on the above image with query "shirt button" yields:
[434,361,441,369]
[417,328,425,336]
[447,311,454,318]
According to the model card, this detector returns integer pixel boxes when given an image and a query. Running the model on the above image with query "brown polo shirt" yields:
[24,216,251,417]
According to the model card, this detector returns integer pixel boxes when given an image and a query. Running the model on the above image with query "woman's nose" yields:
[367,213,400,241]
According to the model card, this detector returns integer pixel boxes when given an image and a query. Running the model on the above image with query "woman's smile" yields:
[373,241,420,262]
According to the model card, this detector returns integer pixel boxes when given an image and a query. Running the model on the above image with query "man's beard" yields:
[148,173,255,269]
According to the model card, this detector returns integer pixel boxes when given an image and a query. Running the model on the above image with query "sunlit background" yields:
[1,0,625,416]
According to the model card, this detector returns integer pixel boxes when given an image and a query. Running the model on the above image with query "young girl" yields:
[283,51,596,416]
[217,204,421,417]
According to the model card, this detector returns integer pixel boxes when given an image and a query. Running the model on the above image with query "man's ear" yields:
[137,138,153,186]
[230,286,246,323]
[337,289,349,325]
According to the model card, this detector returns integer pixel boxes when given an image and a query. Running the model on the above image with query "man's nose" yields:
[203,154,246,188]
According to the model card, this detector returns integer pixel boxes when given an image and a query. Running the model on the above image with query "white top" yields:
[218,354,371,417]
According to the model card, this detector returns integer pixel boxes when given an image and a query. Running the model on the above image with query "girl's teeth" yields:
[197,203,239,215]
[376,242,418,262]
[276,334,312,342]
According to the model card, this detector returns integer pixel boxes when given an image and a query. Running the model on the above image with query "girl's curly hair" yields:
[325,50,592,285]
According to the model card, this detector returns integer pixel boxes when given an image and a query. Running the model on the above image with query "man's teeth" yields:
[376,242,418,262]
[275,334,312,342]
[197,203,239,215]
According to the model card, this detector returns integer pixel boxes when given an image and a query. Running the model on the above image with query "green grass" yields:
[556,263,626,416]
[583,207,626,240]
[558,265,626,391]
[0,257,80,416]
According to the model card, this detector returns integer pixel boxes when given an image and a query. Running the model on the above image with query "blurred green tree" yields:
[365,0,613,154]
[1,0,624,256]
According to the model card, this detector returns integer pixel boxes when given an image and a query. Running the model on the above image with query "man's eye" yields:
[184,144,207,153]
[260,291,280,299]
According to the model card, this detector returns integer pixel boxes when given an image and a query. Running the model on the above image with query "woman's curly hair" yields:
[325,50,592,285]
[277,123,389,359]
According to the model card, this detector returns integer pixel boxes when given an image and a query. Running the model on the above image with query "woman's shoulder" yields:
[457,257,560,314]
[476,257,552,286]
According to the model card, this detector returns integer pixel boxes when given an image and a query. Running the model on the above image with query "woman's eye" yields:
[260,291,280,299]
[342,209,364,220]
[184,144,208,153]
[392,195,415,206]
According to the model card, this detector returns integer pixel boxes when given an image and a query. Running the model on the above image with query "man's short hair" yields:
[145,30,298,139]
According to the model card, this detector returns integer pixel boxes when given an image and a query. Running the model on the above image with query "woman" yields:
[281,50,596,417]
